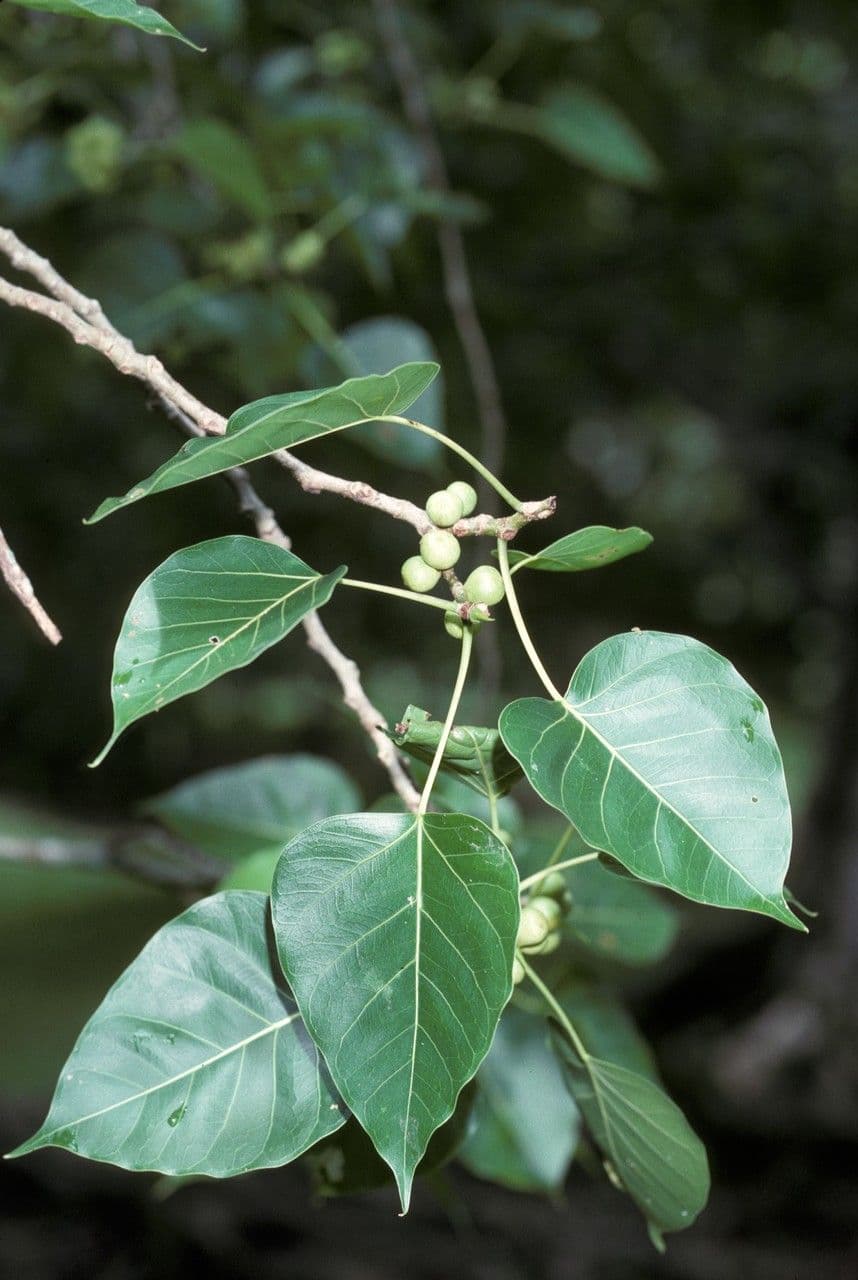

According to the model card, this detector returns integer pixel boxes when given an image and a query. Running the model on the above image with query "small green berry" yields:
[535,871,567,899]
[512,956,525,985]
[516,904,550,949]
[524,931,561,957]
[425,489,464,528]
[527,895,562,931]
[447,480,478,516]
[464,565,505,606]
[419,529,461,571]
[401,555,440,593]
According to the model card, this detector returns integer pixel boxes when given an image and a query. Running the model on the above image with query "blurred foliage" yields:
[0,0,856,1160]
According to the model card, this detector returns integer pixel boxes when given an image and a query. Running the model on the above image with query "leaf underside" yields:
[93,535,345,764]
[10,892,347,1175]
[271,811,519,1211]
[460,1005,579,1193]
[86,362,439,523]
[500,630,801,929]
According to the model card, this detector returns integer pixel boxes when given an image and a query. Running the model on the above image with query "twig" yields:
[0,524,62,645]
[0,826,232,888]
[0,230,420,811]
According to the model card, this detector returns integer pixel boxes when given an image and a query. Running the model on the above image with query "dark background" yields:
[1,1,856,1276]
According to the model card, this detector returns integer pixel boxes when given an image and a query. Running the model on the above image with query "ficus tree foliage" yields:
[8,357,804,1246]
[1,0,810,1255]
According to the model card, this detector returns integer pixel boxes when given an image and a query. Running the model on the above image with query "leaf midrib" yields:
[537,696,783,904]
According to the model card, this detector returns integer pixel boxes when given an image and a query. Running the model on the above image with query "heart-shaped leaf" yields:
[459,1005,579,1193]
[505,525,652,574]
[93,536,345,764]
[9,892,347,1175]
[271,811,519,1211]
[500,630,801,929]
[142,754,360,861]
[390,705,523,798]
[86,363,439,523]
[7,0,202,48]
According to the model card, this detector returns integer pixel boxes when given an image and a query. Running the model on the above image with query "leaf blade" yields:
[500,630,801,928]
[271,811,519,1211]
[93,536,345,764]
[507,525,653,574]
[8,892,347,1174]
[7,0,202,49]
[86,363,439,523]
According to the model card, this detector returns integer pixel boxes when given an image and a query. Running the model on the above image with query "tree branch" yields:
[0,228,420,811]
[0,524,62,645]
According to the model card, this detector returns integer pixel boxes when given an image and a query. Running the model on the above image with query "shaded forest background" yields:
[1,1,857,1276]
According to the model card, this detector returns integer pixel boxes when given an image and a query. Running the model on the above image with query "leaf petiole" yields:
[419,628,474,815]
[341,578,455,614]
[517,952,590,1065]
[496,538,565,701]
[518,852,599,894]
[381,416,524,511]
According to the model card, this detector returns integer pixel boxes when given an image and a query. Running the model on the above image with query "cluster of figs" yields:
[400,480,506,637]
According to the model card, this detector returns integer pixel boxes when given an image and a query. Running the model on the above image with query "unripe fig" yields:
[464,565,505,606]
[401,555,440,593]
[536,871,567,899]
[447,480,478,516]
[527,895,562,931]
[419,529,461,571]
[512,957,525,985]
[524,931,561,957]
[425,489,464,527]
[516,904,551,949]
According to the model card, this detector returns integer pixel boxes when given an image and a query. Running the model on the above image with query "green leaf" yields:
[92,536,345,765]
[9,892,348,1174]
[500,630,802,929]
[172,119,273,220]
[390,705,523,798]
[337,318,445,471]
[506,525,653,574]
[6,0,202,48]
[536,83,661,188]
[562,858,679,966]
[308,1083,476,1198]
[142,754,360,861]
[459,1005,579,1193]
[552,1035,709,1243]
[271,811,519,1212]
[86,363,439,524]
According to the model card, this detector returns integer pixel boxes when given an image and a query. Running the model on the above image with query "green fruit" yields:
[401,556,440,593]
[425,489,464,527]
[524,931,561,957]
[516,904,550,949]
[464,565,505,606]
[527,895,562,931]
[419,529,461,571]
[446,481,478,516]
[535,871,567,899]
[512,956,525,985]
